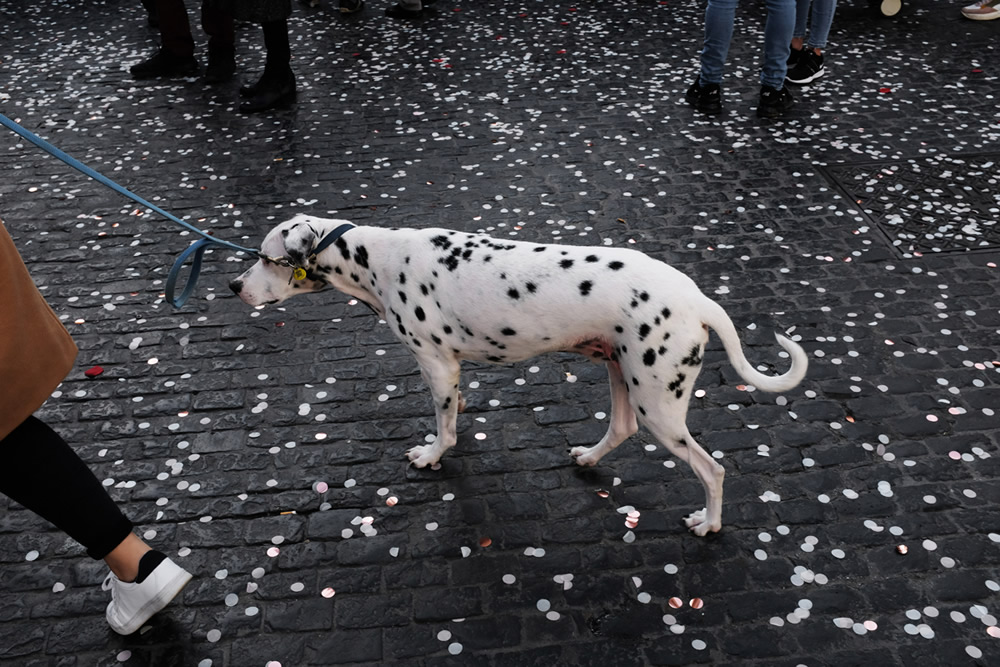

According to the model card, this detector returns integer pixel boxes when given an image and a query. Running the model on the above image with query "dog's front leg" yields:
[407,353,461,468]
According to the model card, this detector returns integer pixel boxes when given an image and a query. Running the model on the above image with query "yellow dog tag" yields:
[292,267,307,281]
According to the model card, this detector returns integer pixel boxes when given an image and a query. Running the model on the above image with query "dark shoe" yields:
[787,46,803,67]
[757,85,795,118]
[238,70,296,113]
[685,79,722,115]
[204,50,236,84]
[785,49,825,85]
[130,49,198,79]
[340,0,365,13]
[385,3,422,18]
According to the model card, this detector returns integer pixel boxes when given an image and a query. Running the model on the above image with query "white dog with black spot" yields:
[230,214,808,536]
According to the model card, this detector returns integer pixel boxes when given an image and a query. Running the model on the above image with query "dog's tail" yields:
[700,297,808,394]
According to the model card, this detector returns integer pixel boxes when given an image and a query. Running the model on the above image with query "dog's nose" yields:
[229,279,243,295]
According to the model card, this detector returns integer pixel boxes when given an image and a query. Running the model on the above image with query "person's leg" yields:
[0,416,191,634]
[760,0,796,88]
[154,0,195,58]
[239,20,296,113]
[131,0,198,77]
[699,0,739,86]
[791,0,811,53]
[201,2,236,83]
[0,416,134,561]
[804,0,837,51]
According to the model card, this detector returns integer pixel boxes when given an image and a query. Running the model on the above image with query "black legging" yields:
[0,417,133,560]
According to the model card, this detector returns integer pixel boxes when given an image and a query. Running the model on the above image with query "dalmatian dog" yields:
[229,214,808,536]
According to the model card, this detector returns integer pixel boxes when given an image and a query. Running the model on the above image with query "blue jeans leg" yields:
[806,0,837,48]
[699,0,739,86]
[761,0,796,88]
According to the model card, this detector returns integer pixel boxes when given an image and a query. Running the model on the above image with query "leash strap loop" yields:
[1,112,259,308]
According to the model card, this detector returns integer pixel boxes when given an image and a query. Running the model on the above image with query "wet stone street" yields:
[0,0,998,665]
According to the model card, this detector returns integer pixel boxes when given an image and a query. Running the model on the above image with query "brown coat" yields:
[0,222,78,440]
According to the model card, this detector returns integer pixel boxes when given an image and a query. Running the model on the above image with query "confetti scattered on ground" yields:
[0,0,997,665]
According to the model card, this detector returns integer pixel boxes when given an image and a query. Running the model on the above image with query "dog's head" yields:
[229,215,343,306]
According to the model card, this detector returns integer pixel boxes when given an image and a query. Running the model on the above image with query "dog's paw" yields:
[569,446,599,467]
[684,508,721,537]
[407,444,441,469]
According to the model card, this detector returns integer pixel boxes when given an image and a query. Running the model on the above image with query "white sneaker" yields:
[103,557,192,635]
[962,0,1000,19]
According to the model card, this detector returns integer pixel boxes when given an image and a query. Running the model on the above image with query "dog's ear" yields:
[281,222,319,265]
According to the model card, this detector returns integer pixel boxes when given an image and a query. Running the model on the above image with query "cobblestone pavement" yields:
[1,0,999,665]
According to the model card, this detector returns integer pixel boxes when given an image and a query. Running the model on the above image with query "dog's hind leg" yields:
[407,354,462,468]
[629,381,725,537]
[570,362,638,467]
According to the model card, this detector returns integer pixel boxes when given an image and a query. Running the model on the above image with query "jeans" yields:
[698,0,796,89]
[794,0,837,49]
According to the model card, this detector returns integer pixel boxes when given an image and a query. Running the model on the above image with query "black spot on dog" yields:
[661,307,671,319]
[487,355,504,363]
[525,282,537,294]
[632,377,640,386]
[420,284,429,296]
[659,346,667,355]
[398,323,407,336]
[638,406,647,416]
[334,266,343,275]
[399,272,406,284]
[533,247,546,252]
[579,280,593,296]
[639,291,649,302]
[614,325,624,333]
[335,237,351,260]
[431,235,451,250]
[508,288,520,300]
[608,261,624,271]
[414,306,427,321]
[668,373,686,392]
[681,345,703,366]
[353,246,369,268]
[281,229,289,237]
[501,327,517,336]
[398,291,407,304]
[350,273,360,283]
[638,323,651,340]
[560,259,574,269]
[643,348,656,366]
[432,334,443,345]
[443,325,453,335]
[585,255,598,263]
[621,345,628,355]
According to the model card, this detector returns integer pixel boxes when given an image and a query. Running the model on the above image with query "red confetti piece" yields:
[879,87,892,93]
[84,365,104,378]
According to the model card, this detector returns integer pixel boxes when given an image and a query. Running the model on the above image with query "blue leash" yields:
[1,112,259,308]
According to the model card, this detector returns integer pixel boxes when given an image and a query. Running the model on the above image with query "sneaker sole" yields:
[107,569,192,635]
[786,68,825,85]
[961,10,1000,19]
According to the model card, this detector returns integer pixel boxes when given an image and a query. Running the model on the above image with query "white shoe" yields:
[103,557,192,635]
[961,0,1000,19]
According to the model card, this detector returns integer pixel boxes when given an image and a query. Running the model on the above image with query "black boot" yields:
[204,47,236,84]
[130,48,199,79]
[238,67,296,113]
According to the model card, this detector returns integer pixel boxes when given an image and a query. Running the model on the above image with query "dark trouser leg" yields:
[0,416,133,560]
[155,0,195,57]
[261,19,292,77]
[202,4,236,82]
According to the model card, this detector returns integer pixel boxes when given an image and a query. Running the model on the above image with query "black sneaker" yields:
[787,46,803,67]
[685,79,722,115]
[786,50,825,85]
[385,3,422,18]
[340,0,365,13]
[757,85,795,118]
[130,49,199,79]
